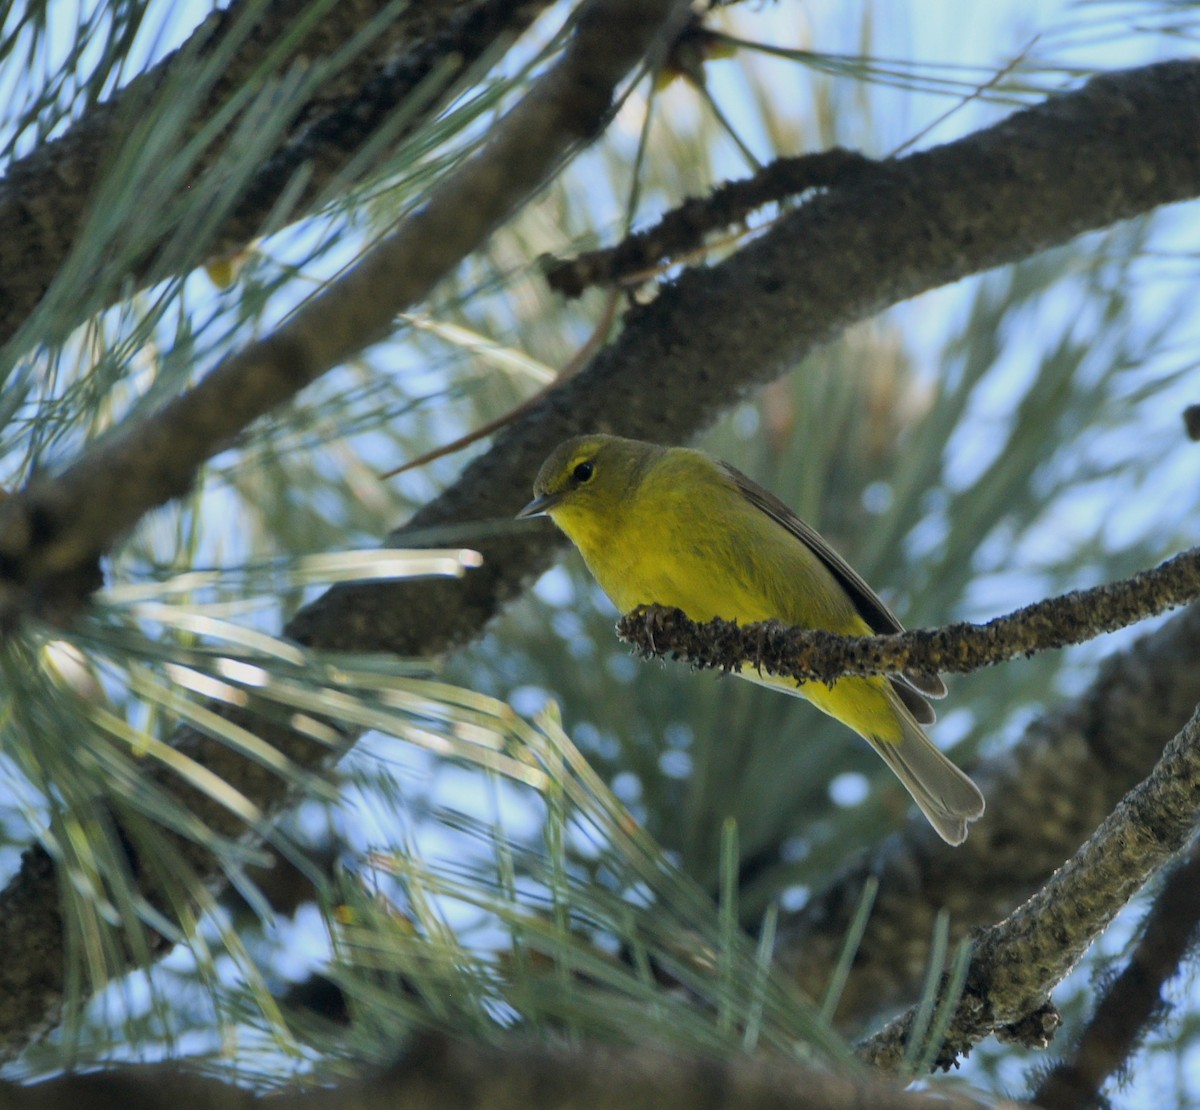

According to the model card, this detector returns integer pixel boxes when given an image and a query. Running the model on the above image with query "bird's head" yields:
[517,434,659,545]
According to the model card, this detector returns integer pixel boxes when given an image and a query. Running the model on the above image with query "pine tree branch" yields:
[613,547,1200,683]
[0,0,686,623]
[0,1033,1022,1109]
[0,60,1195,636]
[0,0,550,349]
[858,703,1200,1072]
[775,606,1200,1029]
[1033,838,1200,1109]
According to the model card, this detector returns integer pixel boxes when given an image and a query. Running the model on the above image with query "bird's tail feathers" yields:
[869,695,985,846]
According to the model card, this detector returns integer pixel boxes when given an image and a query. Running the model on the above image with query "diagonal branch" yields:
[614,545,1200,685]
[1,51,1198,1065]
[0,61,1195,642]
[0,1032,1018,1109]
[858,703,1200,1072]
[0,0,686,620]
[1033,838,1200,1108]
[543,147,877,297]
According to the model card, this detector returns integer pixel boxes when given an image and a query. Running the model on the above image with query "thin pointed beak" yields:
[516,491,563,519]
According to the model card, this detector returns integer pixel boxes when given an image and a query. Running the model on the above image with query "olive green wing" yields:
[718,462,946,713]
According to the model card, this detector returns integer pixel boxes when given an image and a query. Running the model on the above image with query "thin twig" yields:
[377,290,619,480]
[543,147,874,297]
[888,36,1037,158]
[616,546,1200,684]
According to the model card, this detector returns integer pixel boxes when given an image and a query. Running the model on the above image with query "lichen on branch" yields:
[616,546,1200,685]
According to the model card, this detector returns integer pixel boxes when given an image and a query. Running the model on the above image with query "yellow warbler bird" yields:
[517,434,984,845]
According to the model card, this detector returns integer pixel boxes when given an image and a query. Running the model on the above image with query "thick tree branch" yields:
[614,546,1200,684]
[0,61,1194,640]
[286,59,1200,659]
[0,0,685,620]
[1033,838,1200,1109]
[0,1033,1018,1109]
[776,606,1200,1030]
[858,704,1200,1072]
[0,0,550,348]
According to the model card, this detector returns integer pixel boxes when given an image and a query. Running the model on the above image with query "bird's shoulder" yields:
[642,447,745,501]
[621,449,746,537]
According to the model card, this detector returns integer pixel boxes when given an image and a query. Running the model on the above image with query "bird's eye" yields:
[572,461,594,484]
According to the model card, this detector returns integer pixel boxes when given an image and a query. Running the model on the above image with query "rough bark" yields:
[859,704,1200,1070]
[1,16,1198,1084]
[0,1033,1024,1109]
